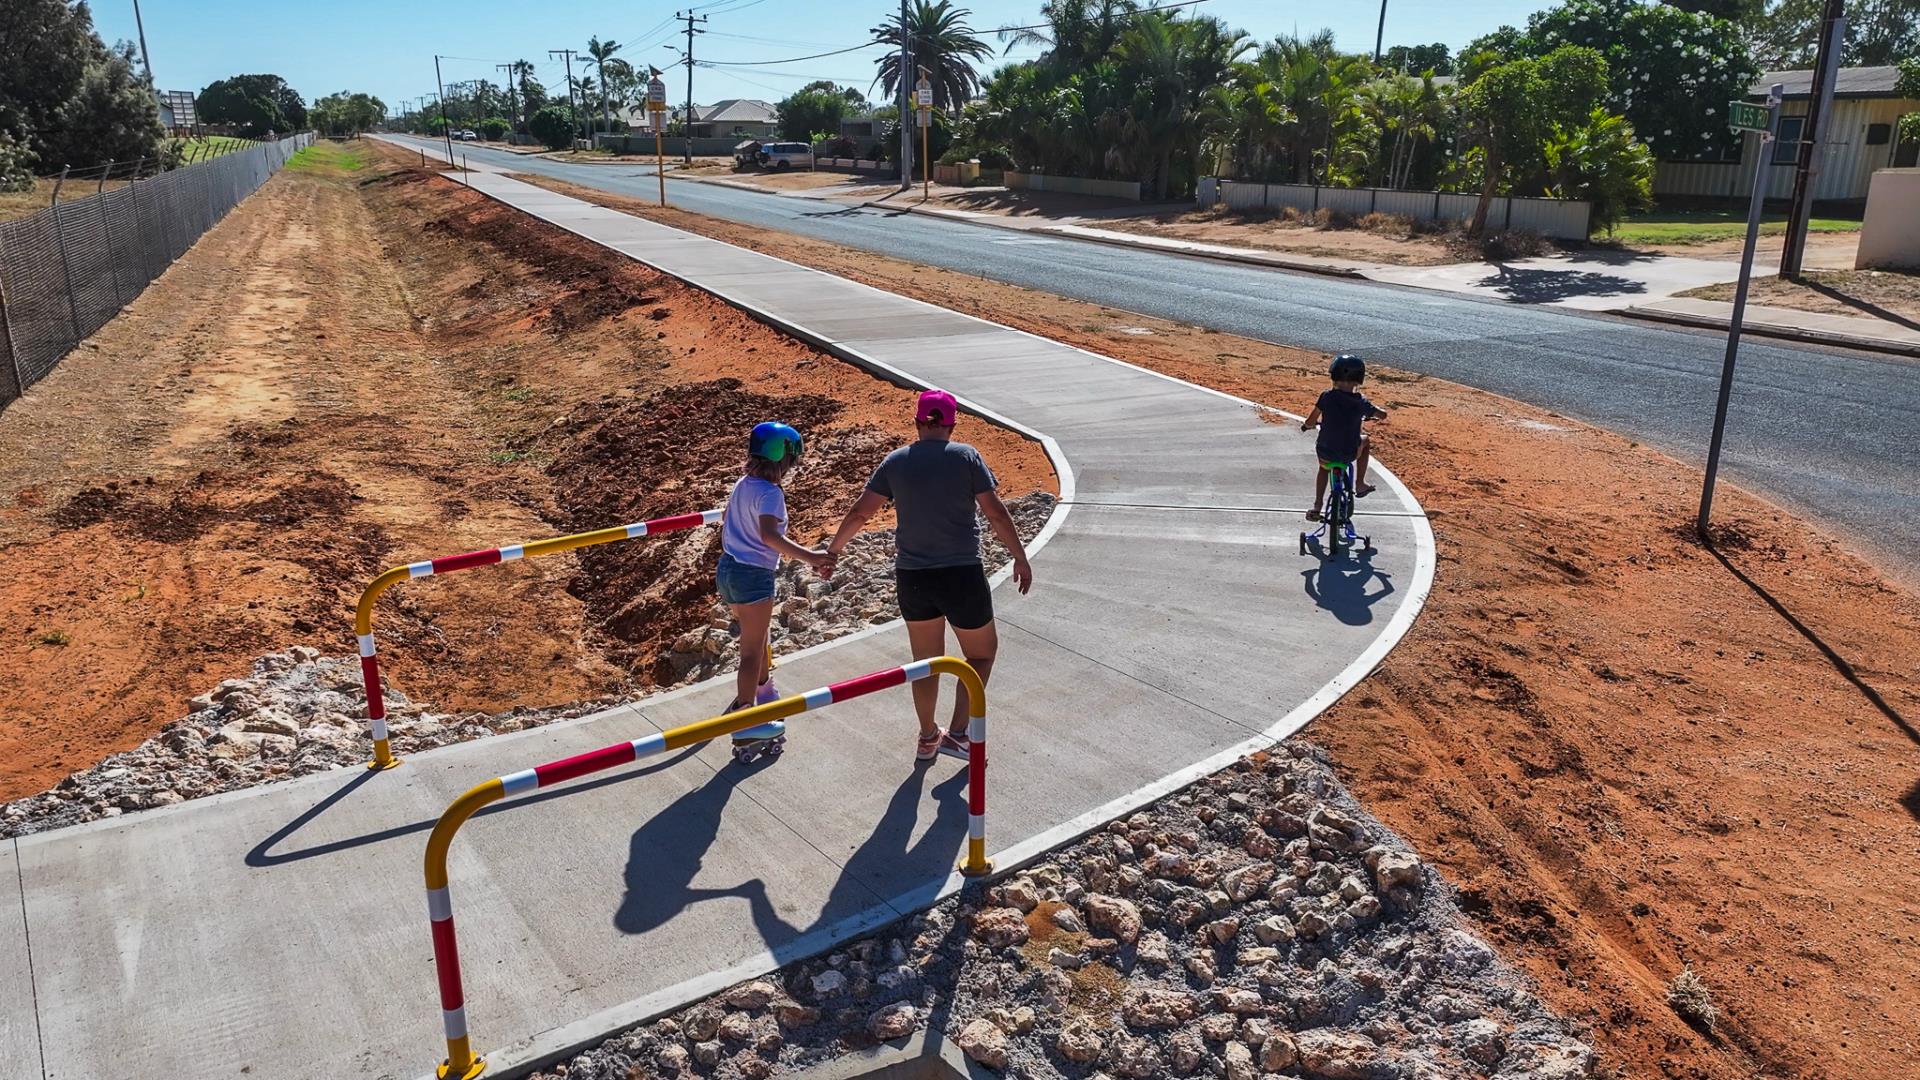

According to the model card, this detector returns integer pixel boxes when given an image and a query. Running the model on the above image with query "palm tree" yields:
[997,0,1138,64]
[871,1,994,113]
[586,36,623,131]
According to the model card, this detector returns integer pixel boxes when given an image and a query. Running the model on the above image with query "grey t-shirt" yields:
[866,439,997,570]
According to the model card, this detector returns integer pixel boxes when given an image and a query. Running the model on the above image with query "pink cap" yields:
[915,389,958,427]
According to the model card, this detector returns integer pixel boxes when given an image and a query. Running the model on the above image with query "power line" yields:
[701,40,886,66]
[994,0,1213,35]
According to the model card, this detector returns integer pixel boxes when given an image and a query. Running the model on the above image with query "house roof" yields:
[693,99,776,124]
[1750,65,1906,99]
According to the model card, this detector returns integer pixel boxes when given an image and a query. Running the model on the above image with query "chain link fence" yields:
[0,132,314,410]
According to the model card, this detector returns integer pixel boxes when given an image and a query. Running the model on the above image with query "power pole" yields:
[434,55,453,165]
[1779,0,1846,278]
[498,63,519,135]
[897,0,912,189]
[675,12,708,164]
[550,48,582,146]
[132,0,155,86]
[1373,0,1388,64]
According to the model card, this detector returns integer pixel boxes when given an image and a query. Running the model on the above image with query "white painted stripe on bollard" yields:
[500,769,539,796]
[357,633,376,657]
[901,659,933,682]
[499,545,524,562]
[802,686,833,710]
[631,732,668,758]
[407,561,435,578]
[427,887,453,921]
[442,1005,469,1040]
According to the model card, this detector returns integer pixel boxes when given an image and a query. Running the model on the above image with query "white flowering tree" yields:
[1529,0,1758,162]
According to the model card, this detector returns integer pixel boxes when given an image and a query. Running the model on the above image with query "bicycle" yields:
[1301,459,1372,558]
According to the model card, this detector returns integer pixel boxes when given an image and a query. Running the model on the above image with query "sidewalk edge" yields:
[1620,305,1920,359]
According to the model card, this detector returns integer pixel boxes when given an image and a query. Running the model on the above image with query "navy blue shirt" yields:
[867,439,997,570]
[1314,388,1383,460]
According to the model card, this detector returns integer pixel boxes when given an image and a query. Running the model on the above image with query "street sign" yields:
[1727,100,1770,132]
[916,77,933,108]
[647,77,668,109]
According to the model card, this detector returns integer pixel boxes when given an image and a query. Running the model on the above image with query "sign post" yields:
[1697,84,1783,540]
[916,71,933,200]
[648,74,669,207]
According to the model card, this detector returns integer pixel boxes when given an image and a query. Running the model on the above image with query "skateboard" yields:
[731,719,786,764]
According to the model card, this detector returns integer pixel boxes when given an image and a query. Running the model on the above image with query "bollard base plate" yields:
[438,1057,486,1080]
[959,859,994,878]
[366,756,402,771]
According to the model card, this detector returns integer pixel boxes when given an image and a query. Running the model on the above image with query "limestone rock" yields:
[958,1018,1010,1070]
[1083,894,1142,943]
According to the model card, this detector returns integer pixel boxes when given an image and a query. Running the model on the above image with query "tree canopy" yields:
[776,87,854,141]
[1530,0,1757,162]
[309,92,386,136]
[198,74,308,136]
[0,0,165,184]
[1747,0,1920,67]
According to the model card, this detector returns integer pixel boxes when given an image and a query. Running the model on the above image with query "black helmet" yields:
[1329,354,1366,382]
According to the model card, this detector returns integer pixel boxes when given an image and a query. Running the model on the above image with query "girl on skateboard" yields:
[717,422,832,760]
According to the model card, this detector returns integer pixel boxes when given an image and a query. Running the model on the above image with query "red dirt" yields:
[0,143,1051,802]
[513,173,1920,1080]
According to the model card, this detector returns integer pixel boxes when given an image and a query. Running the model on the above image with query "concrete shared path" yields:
[2,163,1430,1080]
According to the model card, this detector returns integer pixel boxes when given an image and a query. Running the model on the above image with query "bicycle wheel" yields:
[1330,487,1354,549]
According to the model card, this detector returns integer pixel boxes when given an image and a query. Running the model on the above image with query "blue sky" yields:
[93,0,1545,114]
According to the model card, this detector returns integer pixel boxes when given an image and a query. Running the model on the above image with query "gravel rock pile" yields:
[658,493,1054,684]
[528,744,1593,1080]
[0,648,604,840]
[0,494,1055,840]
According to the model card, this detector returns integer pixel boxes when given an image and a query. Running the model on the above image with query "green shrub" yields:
[476,116,511,140]
[529,105,576,150]
[0,130,35,192]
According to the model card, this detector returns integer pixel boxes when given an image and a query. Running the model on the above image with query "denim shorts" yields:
[716,552,777,605]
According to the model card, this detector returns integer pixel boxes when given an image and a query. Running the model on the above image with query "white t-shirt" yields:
[721,476,787,569]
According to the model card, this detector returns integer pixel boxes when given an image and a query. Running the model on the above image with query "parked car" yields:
[456,129,477,142]
[732,139,764,169]
[759,142,814,171]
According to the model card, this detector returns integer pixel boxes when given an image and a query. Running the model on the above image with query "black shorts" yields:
[896,563,994,630]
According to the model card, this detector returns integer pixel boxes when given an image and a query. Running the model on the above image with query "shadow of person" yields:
[1302,550,1395,626]
[613,757,972,956]
[614,755,799,944]
[819,765,970,922]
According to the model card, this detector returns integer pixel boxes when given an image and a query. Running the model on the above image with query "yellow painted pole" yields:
[655,121,665,206]
[922,112,929,200]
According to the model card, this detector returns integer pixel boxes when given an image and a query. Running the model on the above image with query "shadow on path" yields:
[1302,549,1395,626]
[614,760,970,955]
[1472,265,1649,303]
[244,747,705,868]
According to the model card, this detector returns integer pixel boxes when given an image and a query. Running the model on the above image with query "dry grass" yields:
[1667,968,1720,1032]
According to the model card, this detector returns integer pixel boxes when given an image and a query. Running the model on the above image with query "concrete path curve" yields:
[1,165,1431,1080]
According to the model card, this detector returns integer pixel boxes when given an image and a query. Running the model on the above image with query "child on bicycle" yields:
[1301,353,1387,521]
[718,422,832,712]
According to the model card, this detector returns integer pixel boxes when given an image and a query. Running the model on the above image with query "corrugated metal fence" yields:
[1211,180,1592,240]
[0,133,312,410]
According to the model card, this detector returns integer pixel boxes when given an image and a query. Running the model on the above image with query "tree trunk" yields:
[1470,134,1500,236]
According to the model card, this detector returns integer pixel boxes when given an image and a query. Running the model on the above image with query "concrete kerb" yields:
[423,171,1436,1079]
[845,196,1371,280]
[1619,304,1920,360]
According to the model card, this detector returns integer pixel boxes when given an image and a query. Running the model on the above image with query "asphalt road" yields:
[398,138,1917,572]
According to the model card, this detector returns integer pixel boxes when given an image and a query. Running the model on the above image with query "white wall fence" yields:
[1006,171,1142,201]
[1209,179,1592,240]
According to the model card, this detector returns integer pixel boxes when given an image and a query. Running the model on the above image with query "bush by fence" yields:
[1206,180,1591,240]
[0,133,312,410]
